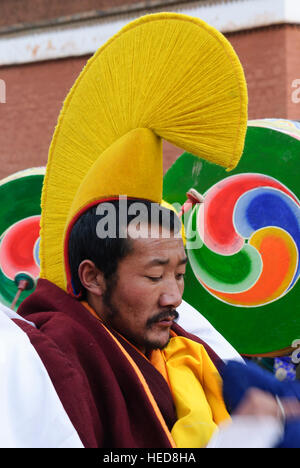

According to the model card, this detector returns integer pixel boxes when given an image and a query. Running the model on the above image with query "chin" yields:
[146,334,171,351]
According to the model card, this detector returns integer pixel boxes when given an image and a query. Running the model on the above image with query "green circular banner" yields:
[163,119,300,356]
[0,168,45,309]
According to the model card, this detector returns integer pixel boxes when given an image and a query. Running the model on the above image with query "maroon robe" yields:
[16,279,222,448]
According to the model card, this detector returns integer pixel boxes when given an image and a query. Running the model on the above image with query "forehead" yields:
[125,223,186,267]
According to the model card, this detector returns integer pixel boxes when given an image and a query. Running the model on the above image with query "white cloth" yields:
[207,415,284,448]
[0,298,241,448]
[177,300,244,363]
[0,303,83,448]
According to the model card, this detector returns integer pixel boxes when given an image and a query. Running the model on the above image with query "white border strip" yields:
[0,0,300,66]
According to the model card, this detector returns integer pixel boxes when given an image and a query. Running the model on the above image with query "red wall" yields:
[0,24,299,180]
[228,26,288,119]
[0,0,153,27]
[286,25,300,119]
[0,57,88,177]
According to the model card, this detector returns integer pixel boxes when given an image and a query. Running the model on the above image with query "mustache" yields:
[146,309,179,327]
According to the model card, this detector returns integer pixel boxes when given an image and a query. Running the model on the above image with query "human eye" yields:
[145,276,163,282]
[176,272,185,280]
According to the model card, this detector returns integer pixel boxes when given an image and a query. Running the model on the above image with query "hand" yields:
[233,388,300,421]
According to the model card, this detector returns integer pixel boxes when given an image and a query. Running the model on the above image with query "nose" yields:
[159,279,182,309]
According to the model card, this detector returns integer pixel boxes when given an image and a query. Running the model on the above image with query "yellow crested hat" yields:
[39,12,248,293]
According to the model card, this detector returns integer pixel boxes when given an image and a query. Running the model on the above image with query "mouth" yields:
[154,316,174,327]
[147,309,179,329]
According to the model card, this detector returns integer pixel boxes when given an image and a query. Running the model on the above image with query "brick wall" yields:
[0,0,192,28]
[286,25,300,120]
[0,24,299,180]
[0,0,142,26]
[228,26,288,119]
[0,57,88,177]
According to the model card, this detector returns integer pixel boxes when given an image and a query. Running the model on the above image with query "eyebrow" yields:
[146,256,188,267]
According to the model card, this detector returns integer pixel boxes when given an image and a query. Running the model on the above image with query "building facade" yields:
[0,0,299,179]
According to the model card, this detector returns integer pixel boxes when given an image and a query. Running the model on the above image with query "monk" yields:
[16,200,300,448]
[14,13,300,448]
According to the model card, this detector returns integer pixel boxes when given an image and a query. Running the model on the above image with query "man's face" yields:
[100,224,187,354]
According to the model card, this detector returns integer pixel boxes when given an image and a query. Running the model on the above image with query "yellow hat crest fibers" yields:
[40,12,248,291]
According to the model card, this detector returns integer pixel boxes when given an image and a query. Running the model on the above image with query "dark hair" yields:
[68,198,181,298]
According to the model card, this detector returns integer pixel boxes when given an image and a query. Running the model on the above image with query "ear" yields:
[78,260,105,297]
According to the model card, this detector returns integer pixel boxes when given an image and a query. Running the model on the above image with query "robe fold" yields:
[17,279,223,448]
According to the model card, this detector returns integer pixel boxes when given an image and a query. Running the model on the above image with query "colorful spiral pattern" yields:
[0,168,44,308]
[163,118,300,355]
[187,173,300,307]
[0,216,41,282]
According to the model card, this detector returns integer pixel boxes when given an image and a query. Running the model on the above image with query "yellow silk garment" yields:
[151,336,230,448]
[83,301,229,448]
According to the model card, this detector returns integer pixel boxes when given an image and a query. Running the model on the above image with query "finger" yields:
[280,398,300,420]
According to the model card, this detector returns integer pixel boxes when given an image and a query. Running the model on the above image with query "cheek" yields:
[122,285,160,327]
[116,280,156,311]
